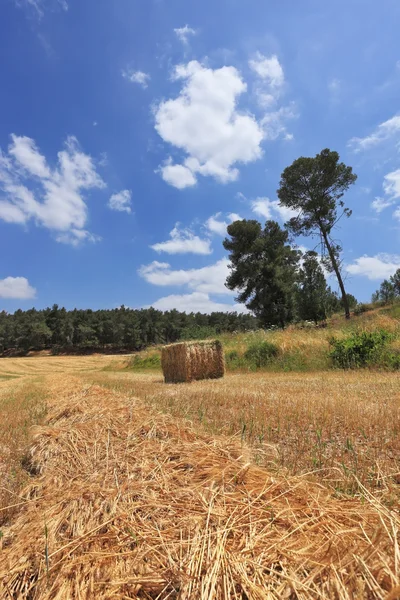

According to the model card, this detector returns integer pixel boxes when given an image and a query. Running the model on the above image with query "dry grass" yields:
[0,354,114,380]
[1,375,400,598]
[0,378,47,527]
[88,370,400,499]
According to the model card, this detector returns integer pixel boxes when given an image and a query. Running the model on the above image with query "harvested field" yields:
[0,355,115,380]
[0,372,400,598]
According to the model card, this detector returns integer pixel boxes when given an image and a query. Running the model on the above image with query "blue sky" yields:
[1,0,400,313]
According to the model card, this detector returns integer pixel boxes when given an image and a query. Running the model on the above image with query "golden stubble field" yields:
[1,354,400,598]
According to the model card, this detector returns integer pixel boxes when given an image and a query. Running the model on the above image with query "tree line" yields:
[0,306,258,355]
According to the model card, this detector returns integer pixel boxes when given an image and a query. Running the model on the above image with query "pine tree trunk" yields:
[321,229,350,319]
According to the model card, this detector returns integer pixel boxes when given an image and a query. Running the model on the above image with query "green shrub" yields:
[354,303,368,316]
[129,352,161,370]
[329,330,392,369]
[244,340,279,369]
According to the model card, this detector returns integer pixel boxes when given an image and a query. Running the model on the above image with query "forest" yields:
[0,305,259,355]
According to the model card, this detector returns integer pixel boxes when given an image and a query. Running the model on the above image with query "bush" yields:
[129,352,161,370]
[329,330,392,369]
[244,340,279,369]
[354,303,368,316]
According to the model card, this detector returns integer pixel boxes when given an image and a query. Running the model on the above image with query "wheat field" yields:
[1,354,400,598]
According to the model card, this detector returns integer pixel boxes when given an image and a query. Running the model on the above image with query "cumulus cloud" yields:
[157,160,197,189]
[0,276,36,299]
[138,258,233,295]
[251,197,299,222]
[346,254,400,280]
[122,69,150,88]
[149,291,247,314]
[108,190,132,213]
[155,60,264,188]
[150,225,212,255]
[174,25,197,45]
[348,115,400,152]
[205,212,242,236]
[0,134,105,244]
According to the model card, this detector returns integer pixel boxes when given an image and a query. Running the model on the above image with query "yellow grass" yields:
[1,354,400,598]
[89,369,400,498]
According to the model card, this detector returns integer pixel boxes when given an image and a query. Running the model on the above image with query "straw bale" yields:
[162,340,225,383]
[0,376,400,599]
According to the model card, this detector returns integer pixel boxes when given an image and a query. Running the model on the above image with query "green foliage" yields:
[244,340,279,368]
[129,352,161,370]
[372,276,398,305]
[354,303,369,316]
[277,148,357,319]
[223,220,300,328]
[296,251,328,323]
[180,325,217,340]
[390,269,400,296]
[0,305,258,355]
[329,330,392,369]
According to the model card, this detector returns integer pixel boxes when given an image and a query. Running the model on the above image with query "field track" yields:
[1,363,400,599]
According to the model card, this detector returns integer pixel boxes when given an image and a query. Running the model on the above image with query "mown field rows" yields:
[1,369,400,598]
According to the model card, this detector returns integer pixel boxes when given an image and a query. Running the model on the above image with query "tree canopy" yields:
[277,148,357,318]
[223,220,301,328]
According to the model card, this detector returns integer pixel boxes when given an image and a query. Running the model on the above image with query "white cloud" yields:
[205,212,242,236]
[150,225,212,255]
[0,134,105,244]
[383,168,400,199]
[348,115,400,152]
[249,53,284,89]
[122,69,150,89]
[16,0,68,18]
[394,206,400,221]
[261,104,296,141]
[346,253,400,280]
[371,197,394,213]
[159,160,197,189]
[108,189,132,213]
[249,53,287,113]
[251,197,298,222]
[371,169,400,215]
[138,258,233,295]
[0,276,36,299]
[149,291,247,314]
[174,25,197,45]
[155,60,264,187]
[55,229,101,247]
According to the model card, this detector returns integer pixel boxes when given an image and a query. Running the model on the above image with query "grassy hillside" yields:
[125,303,400,373]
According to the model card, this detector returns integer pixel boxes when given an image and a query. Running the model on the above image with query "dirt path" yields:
[1,375,399,599]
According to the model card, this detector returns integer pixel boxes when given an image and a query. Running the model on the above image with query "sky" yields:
[1,0,400,314]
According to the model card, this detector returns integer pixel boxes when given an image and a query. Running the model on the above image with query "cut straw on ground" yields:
[1,375,399,599]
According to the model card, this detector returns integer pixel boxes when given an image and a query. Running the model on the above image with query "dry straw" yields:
[1,376,400,599]
[161,340,225,383]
